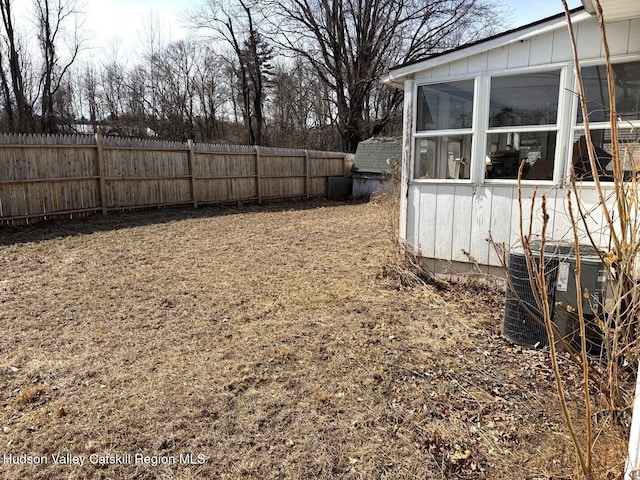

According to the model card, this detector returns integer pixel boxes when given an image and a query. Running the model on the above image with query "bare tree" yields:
[193,47,229,141]
[0,0,35,131]
[191,0,273,145]
[266,0,504,152]
[139,12,166,133]
[153,39,199,140]
[34,0,83,133]
[267,58,341,149]
[82,64,99,132]
[101,59,126,124]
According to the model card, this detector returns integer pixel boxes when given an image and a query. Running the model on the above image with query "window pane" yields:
[486,131,557,180]
[489,72,561,127]
[571,128,640,180]
[416,81,474,131]
[578,61,640,123]
[414,135,472,179]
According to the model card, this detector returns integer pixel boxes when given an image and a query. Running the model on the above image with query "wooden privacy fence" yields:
[0,133,352,225]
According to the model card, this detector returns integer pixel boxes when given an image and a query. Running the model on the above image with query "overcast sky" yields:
[14,0,584,62]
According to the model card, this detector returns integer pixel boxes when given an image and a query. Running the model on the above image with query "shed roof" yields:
[353,137,402,174]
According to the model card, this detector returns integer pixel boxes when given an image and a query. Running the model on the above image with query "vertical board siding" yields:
[576,20,603,59]
[448,58,469,76]
[547,190,571,244]
[467,52,489,74]
[528,33,555,66]
[506,40,531,69]
[488,187,515,265]
[487,46,509,71]
[629,19,640,56]
[580,188,610,247]
[434,185,455,261]
[417,189,438,259]
[414,18,633,80]
[469,187,492,268]
[405,188,419,251]
[410,182,618,269]
[451,186,474,263]
[0,135,349,225]
[431,64,451,79]
[604,20,630,57]
[551,27,574,63]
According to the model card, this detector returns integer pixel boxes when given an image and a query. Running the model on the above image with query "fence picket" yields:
[0,133,349,225]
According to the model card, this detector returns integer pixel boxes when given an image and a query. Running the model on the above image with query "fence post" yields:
[344,153,351,177]
[305,150,310,199]
[255,145,262,204]
[188,139,198,208]
[95,133,107,215]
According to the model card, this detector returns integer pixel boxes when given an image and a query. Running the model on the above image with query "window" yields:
[573,60,640,181]
[571,128,640,181]
[579,61,640,123]
[413,80,474,179]
[485,71,561,180]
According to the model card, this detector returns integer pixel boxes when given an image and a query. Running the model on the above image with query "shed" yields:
[382,2,640,276]
[351,137,402,198]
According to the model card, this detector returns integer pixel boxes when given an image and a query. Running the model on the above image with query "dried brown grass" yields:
[0,200,627,479]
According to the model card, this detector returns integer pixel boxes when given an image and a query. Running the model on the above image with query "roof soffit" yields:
[582,0,640,21]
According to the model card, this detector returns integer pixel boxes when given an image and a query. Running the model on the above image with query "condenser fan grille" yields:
[503,252,559,347]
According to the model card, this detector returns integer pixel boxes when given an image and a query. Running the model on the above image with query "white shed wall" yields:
[400,13,636,273]
[404,184,611,273]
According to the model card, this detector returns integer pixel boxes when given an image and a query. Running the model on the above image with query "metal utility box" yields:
[553,248,608,357]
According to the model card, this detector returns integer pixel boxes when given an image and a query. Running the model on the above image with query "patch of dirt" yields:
[0,200,626,479]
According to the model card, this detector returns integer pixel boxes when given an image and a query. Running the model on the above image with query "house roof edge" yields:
[382,7,588,88]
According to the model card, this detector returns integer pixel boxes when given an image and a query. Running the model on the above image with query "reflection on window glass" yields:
[578,61,640,123]
[416,81,474,131]
[415,136,472,179]
[489,72,561,127]
[485,131,557,180]
[571,129,640,180]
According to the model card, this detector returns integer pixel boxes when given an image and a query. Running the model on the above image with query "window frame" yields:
[570,57,640,184]
[409,65,580,186]
[483,68,567,185]
[411,77,478,184]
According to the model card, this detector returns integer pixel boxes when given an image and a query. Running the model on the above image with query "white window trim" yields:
[410,76,478,184]
[482,67,568,185]
[567,56,640,186]
[407,62,638,187]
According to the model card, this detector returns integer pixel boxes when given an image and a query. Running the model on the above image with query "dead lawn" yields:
[0,200,627,479]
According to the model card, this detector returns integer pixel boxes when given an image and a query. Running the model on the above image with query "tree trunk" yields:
[0,0,34,132]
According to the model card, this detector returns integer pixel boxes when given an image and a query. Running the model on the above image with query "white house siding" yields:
[412,16,637,84]
[397,12,638,274]
[405,183,613,273]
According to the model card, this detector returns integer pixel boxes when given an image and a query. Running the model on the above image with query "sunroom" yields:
[382,3,640,276]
